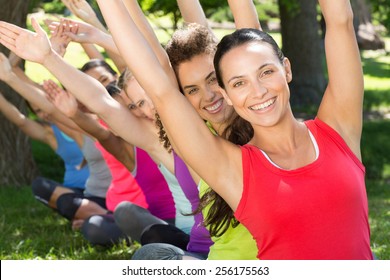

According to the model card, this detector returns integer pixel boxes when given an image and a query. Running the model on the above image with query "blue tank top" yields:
[51,124,89,188]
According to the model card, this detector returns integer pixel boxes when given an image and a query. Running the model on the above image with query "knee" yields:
[81,215,105,245]
[114,201,143,223]
[132,243,184,260]
[56,193,82,220]
[141,224,189,250]
[81,215,125,246]
[31,177,57,205]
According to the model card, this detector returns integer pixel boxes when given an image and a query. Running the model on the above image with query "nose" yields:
[204,85,219,103]
[251,80,268,98]
[142,106,155,120]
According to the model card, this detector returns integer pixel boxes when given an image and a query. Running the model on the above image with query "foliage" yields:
[370,0,390,35]
[30,0,66,14]
[361,120,390,179]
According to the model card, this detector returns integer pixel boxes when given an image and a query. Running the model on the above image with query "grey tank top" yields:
[82,135,112,198]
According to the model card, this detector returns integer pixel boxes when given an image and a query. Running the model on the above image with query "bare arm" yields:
[62,0,126,72]
[48,19,121,57]
[45,80,136,171]
[95,0,243,210]
[228,0,261,30]
[316,0,363,160]
[177,0,209,27]
[0,92,56,148]
[0,52,81,132]
[0,18,163,154]
[80,43,105,60]
[122,0,177,86]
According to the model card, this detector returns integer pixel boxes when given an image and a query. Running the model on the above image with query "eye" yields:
[128,104,136,110]
[138,100,145,107]
[187,88,199,95]
[208,76,217,85]
[233,81,244,88]
[261,69,274,77]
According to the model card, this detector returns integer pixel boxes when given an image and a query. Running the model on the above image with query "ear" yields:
[283,57,292,83]
[220,88,233,106]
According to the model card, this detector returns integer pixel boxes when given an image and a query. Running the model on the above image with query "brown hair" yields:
[165,23,217,92]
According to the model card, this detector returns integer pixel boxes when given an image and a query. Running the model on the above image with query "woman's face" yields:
[177,53,234,127]
[84,66,117,87]
[218,42,292,128]
[31,104,50,122]
[123,77,156,121]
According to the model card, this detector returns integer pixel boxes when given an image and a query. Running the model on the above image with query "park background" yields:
[0,0,389,260]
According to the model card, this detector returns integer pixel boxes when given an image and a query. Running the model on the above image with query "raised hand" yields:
[49,18,78,57]
[43,79,78,118]
[0,52,13,82]
[48,18,102,45]
[62,0,102,28]
[0,18,52,64]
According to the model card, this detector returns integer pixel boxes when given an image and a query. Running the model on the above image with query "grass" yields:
[2,23,389,259]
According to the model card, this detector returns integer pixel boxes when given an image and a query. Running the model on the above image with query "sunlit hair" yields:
[117,67,133,90]
[165,23,217,92]
[214,28,284,89]
[80,59,118,76]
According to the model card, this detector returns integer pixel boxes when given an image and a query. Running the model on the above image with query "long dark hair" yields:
[197,29,283,237]
[214,28,284,89]
[196,110,253,237]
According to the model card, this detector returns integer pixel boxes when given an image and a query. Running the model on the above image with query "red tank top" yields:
[235,118,372,260]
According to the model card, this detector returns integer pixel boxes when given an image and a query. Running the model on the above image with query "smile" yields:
[204,99,223,113]
[249,98,276,111]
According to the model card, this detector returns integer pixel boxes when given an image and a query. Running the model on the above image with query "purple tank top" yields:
[173,151,212,254]
[135,148,175,221]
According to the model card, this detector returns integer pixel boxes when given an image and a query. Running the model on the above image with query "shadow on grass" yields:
[362,56,390,79]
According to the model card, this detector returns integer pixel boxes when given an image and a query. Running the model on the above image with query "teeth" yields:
[250,99,275,110]
[205,99,222,111]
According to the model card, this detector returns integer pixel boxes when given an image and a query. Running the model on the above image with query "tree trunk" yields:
[351,0,385,50]
[278,0,325,111]
[0,0,39,186]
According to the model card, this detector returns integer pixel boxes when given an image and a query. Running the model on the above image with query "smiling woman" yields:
[91,0,372,260]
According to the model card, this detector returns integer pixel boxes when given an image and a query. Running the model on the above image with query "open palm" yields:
[44,79,78,118]
[0,18,51,64]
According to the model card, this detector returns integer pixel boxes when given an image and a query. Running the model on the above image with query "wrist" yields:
[42,49,59,69]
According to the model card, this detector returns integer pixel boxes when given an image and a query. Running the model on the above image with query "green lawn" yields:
[1,25,389,259]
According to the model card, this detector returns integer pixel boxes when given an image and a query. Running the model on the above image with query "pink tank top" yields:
[96,121,148,211]
[134,148,175,221]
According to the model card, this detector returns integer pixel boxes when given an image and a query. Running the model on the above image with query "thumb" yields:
[31,17,47,37]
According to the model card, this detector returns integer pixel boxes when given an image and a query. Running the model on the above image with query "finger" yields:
[30,17,47,37]
[0,36,16,53]
[0,21,22,36]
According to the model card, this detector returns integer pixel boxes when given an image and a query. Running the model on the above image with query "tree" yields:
[0,0,38,186]
[352,0,385,50]
[278,0,325,111]
[370,0,390,35]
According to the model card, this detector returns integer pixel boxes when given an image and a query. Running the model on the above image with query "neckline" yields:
[259,129,319,170]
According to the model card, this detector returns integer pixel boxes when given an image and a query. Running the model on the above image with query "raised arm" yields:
[122,0,177,85]
[177,0,209,28]
[228,0,261,30]
[44,80,136,171]
[61,0,126,72]
[0,92,55,148]
[0,18,163,154]
[316,0,363,160]
[0,52,82,132]
[95,0,243,210]
[48,19,121,57]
